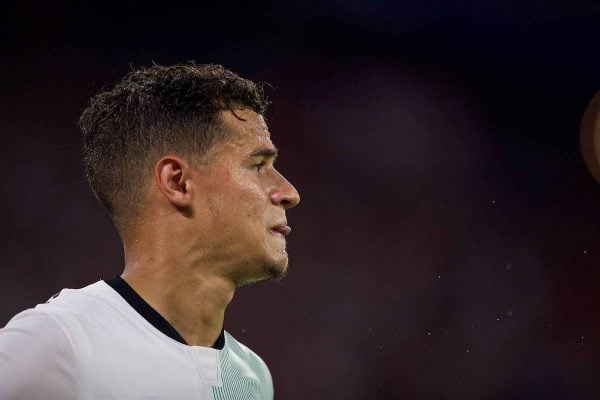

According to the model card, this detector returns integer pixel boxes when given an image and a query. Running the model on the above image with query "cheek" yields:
[231,174,269,216]
[243,189,269,220]
[205,167,271,225]
[206,192,223,215]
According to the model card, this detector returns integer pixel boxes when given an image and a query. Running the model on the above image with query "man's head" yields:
[79,63,300,285]
[79,63,269,235]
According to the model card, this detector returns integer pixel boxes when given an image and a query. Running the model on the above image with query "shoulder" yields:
[26,281,124,328]
[1,307,71,345]
[41,280,119,310]
[1,280,123,365]
[1,309,74,359]
[1,280,116,341]
[0,281,124,399]
[0,309,79,399]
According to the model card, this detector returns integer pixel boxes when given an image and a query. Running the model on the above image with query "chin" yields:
[265,260,289,282]
[233,255,289,288]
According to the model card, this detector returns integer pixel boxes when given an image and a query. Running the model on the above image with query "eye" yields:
[255,160,266,172]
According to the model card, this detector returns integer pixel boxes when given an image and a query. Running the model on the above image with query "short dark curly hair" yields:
[79,63,270,235]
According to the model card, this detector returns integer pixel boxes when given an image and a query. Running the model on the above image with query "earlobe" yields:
[154,157,192,208]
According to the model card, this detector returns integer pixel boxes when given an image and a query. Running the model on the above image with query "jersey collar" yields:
[104,275,225,350]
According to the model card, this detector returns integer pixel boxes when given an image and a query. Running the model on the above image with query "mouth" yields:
[269,223,291,238]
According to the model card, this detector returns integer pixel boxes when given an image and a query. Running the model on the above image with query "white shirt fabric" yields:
[0,281,273,400]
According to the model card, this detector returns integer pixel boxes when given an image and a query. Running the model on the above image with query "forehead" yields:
[219,109,272,149]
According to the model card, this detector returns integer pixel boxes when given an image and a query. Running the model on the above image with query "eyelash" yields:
[255,161,266,172]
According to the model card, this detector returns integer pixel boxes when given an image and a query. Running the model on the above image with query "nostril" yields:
[279,197,299,209]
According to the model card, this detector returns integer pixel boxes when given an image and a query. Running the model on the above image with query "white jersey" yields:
[0,279,273,400]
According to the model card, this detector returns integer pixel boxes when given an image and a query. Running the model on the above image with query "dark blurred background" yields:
[2,1,600,399]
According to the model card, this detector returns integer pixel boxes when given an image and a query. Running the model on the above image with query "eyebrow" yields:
[249,146,279,159]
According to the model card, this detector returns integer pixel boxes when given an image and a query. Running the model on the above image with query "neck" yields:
[121,251,235,347]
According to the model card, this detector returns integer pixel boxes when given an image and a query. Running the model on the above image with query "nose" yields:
[271,172,300,209]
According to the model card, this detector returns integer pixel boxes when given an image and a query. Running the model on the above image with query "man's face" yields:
[191,109,300,286]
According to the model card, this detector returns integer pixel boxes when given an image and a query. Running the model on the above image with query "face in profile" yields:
[190,109,300,286]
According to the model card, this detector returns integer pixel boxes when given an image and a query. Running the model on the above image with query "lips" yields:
[269,223,291,237]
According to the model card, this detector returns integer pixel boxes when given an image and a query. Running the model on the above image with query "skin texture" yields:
[120,109,300,347]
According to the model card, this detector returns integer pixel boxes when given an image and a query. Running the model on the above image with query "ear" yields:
[154,156,193,207]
